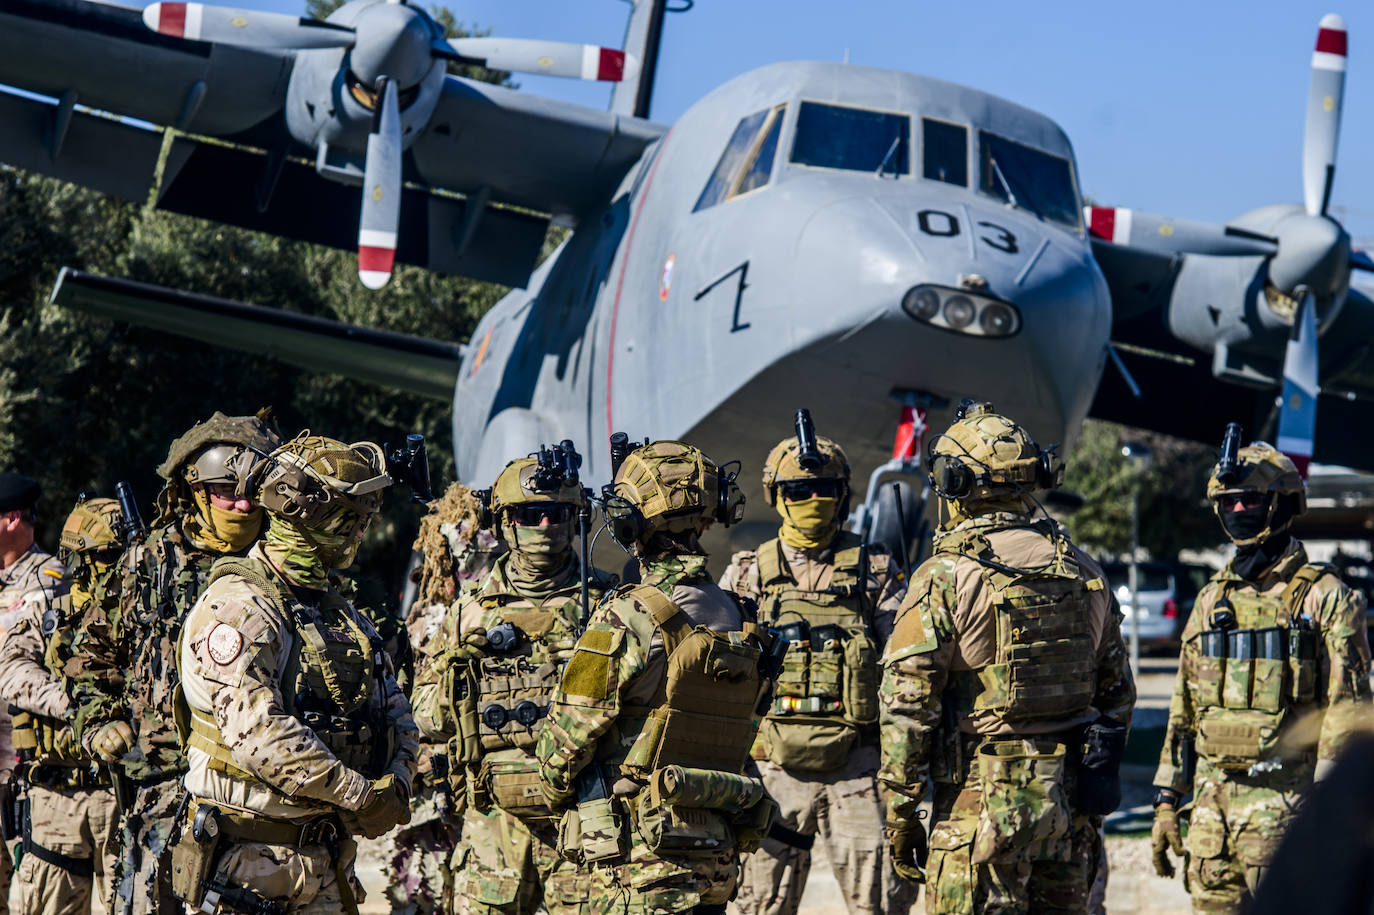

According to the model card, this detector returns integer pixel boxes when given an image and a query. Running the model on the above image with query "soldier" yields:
[411,450,615,914]
[536,439,782,915]
[0,497,123,915]
[879,402,1135,914]
[1150,437,1371,913]
[0,473,67,915]
[68,412,278,915]
[376,482,503,915]
[720,421,915,915]
[174,432,418,913]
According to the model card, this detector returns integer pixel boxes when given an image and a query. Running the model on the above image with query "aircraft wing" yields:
[407,75,666,220]
[51,268,463,400]
[1088,233,1374,472]
[0,0,663,287]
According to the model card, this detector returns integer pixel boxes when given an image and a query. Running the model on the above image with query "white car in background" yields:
[1101,561,1178,650]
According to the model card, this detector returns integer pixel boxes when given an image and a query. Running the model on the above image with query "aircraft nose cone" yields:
[1270,213,1350,300]
[349,3,435,88]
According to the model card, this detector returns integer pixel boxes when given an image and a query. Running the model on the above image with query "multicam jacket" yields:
[1153,538,1371,794]
[0,545,67,780]
[69,519,222,781]
[878,511,1136,822]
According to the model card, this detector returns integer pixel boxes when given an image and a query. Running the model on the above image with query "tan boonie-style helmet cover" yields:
[489,456,588,519]
[761,435,851,507]
[59,497,122,555]
[256,433,392,530]
[613,440,721,538]
[157,411,280,482]
[932,403,1044,499]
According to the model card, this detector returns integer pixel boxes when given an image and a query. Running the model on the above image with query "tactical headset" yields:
[924,434,1062,501]
[602,437,745,549]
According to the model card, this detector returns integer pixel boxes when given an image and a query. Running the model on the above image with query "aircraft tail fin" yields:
[610,0,671,118]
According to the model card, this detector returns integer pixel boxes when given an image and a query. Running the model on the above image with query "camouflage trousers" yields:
[451,805,587,915]
[590,833,741,915]
[12,782,118,915]
[193,837,361,915]
[114,777,182,915]
[729,745,918,915]
[1182,762,1308,914]
[922,773,1099,914]
[371,791,458,915]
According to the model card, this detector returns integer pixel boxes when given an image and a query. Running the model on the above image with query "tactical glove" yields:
[1151,803,1184,879]
[352,773,411,839]
[886,820,928,884]
[90,721,135,764]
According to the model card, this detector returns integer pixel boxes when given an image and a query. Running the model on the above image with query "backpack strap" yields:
[625,583,694,657]
[1281,562,1339,622]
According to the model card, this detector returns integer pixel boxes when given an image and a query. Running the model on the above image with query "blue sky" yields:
[236,0,1374,241]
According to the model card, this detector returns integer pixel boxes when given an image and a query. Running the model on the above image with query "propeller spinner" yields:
[141,0,638,288]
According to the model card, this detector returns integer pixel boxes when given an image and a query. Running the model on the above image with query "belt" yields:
[193,799,346,849]
[28,764,111,791]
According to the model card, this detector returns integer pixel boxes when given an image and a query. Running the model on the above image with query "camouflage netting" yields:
[410,481,504,608]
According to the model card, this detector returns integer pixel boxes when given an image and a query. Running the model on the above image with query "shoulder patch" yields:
[885,600,939,662]
[206,622,245,665]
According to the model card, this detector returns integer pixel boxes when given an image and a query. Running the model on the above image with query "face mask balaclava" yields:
[504,515,574,579]
[777,492,840,550]
[263,506,370,589]
[1226,495,1295,581]
[183,487,263,553]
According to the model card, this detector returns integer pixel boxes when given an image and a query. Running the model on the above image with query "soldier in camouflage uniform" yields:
[720,431,915,915]
[176,433,419,913]
[0,497,124,915]
[879,403,1136,914]
[536,440,782,915]
[370,482,503,915]
[1150,440,1371,913]
[0,473,68,915]
[411,455,614,914]
[66,412,277,915]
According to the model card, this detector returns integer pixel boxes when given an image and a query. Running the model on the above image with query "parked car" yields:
[1100,560,1177,650]
[1168,562,1217,641]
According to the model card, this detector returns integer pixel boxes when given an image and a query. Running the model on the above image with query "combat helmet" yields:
[58,496,122,562]
[154,411,280,525]
[926,401,1059,502]
[761,436,851,507]
[490,456,588,520]
[256,433,392,531]
[607,440,743,548]
[1206,442,1305,546]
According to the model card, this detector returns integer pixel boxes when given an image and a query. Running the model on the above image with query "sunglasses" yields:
[779,480,843,502]
[1219,492,1269,511]
[509,504,574,526]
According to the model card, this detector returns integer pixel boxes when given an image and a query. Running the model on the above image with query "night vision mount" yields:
[386,433,433,504]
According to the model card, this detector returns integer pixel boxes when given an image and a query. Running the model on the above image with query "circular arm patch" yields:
[207,622,245,665]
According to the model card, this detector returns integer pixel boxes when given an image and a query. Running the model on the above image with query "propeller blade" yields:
[1352,250,1374,273]
[358,78,402,290]
[1085,207,1277,257]
[142,2,355,49]
[1277,290,1320,478]
[438,37,640,82]
[1303,13,1347,217]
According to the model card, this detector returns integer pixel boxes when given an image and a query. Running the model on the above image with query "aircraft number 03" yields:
[916,209,1019,255]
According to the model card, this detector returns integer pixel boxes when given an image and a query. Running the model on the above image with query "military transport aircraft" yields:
[0,0,1370,554]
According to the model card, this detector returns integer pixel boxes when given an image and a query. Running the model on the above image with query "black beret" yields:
[0,473,39,514]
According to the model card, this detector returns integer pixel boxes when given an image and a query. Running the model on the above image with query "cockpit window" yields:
[978,130,1081,231]
[694,105,786,211]
[790,102,910,175]
[737,107,784,196]
[922,118,967,187]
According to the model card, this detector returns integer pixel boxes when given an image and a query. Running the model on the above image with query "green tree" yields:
[0,3,517,592]
[1063,420,1224,559]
